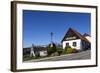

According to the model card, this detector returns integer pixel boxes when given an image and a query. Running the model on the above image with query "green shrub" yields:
[65,46,73,54]
[57,48,63,56]
[62,50,67,54]
[66,48,73,54]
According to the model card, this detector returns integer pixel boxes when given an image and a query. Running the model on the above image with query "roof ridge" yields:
[70,28,84,38]
[83,33,90,36]
[70,28,90,42]
[61,28,90,43]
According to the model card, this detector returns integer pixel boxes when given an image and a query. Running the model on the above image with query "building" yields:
[61,28,91,51]
[83,33,91,42]
[33,46,47,57]
[23,45,48,58]
[29,44,48,57]
[23,47,31,57]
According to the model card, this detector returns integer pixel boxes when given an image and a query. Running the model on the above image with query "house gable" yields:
[61,28,89,43]
[62,29,79,41]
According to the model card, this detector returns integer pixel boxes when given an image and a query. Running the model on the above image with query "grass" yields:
[23,48,83,61]
[23,56,49,61]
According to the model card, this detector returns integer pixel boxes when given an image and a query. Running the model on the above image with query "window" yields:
[73,42,77,47]
[66,43,69,47]
[43,51,47,54]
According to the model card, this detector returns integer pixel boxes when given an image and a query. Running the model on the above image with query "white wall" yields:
[85,36,91,42]
[0,0,100,73]
[40,51,47,56]
[62,39,81,50]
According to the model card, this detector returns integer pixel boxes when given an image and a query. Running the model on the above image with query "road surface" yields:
[24,50,91,62]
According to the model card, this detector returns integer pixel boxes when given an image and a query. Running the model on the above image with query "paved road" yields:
[24,50,91,62]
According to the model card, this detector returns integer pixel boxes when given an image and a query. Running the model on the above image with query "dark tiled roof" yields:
[23,46,47,51]
[34,46,47,51]
[61,28,90,43]
[83,33,90,37]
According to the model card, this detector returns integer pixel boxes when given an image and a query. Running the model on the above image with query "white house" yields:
[61,28,91,51]
[30,45,47,57]
[83,33,91,42]
[40,51,47,56]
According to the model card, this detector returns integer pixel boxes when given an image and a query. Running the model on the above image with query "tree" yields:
[47,42,57,56]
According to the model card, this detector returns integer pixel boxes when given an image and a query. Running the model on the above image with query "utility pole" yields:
[50,32,54,43]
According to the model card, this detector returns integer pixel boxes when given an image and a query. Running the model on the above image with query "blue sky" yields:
[23,10,91,48]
